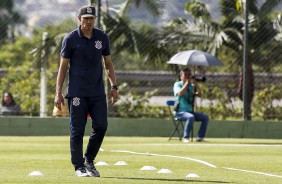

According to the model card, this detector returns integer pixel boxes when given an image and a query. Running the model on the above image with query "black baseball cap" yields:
[79,5,96,17]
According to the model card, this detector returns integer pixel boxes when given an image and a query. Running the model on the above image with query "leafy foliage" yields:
[1,1,282,120]
[113,83,165,118]
[0,18,77,115]
[0,0,24,44]
[0,37,33,67]
[160,0,282,119]
[252,84,282,120]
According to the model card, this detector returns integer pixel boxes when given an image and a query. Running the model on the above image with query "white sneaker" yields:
[75,167,90,177]
[182,138,190,143]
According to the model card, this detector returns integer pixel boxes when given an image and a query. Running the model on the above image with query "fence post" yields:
[243,1,251,120]
[40,32,48,117]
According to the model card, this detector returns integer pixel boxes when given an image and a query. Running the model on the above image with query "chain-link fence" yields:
[0,0,282,120]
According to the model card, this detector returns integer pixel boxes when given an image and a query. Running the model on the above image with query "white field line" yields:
[223,167,282,179]
[140,143,282,147]
[111,150,217,168]
[111,150,282,179]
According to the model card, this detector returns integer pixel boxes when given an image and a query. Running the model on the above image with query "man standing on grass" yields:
[54,5,118,177]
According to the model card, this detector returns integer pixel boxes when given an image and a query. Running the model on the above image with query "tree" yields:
[0,37,45,115]
[32,0,163,70]
[18,1,163,115]
[0,37,32,67]
[0,18,78,115]
[120,0,161,17]
[89,0,173,71]
[0,0,24,44]
[162,0,282,119]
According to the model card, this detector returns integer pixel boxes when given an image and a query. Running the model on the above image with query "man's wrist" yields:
[56,89,62,94]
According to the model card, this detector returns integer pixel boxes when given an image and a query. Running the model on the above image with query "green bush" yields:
[113,83,167,118]
[113,83,243,120]
[252,84,282,120]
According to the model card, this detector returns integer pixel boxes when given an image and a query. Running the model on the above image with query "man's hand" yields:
[190,78,197,84]
[110,89,118,104]
[54,93,65,111]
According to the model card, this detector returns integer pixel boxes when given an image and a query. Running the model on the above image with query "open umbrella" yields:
[167,50,224,66]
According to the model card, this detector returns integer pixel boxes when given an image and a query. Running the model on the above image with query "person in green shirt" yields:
[173,68,209,143]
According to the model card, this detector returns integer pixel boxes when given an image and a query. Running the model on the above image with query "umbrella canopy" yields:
[167,50,224,66]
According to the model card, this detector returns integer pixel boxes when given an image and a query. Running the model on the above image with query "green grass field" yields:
[0,136,281,184]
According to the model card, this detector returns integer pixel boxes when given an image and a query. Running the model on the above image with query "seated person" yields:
[173,68,209,143]
[0,92,21,116]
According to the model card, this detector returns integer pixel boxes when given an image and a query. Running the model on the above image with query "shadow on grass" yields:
[104,176,231,183]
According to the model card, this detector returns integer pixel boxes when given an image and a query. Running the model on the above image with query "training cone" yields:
[157,169,173,174]
[29,171,44,176]
[140,166,157,170]
[186,173,200,178]
[114,161,128,166]
[95,161,109,166]
[99,148,104,151]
